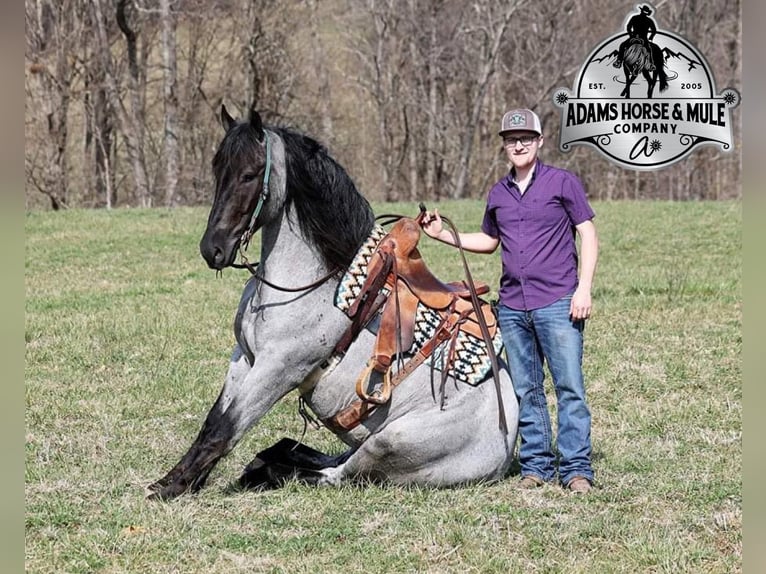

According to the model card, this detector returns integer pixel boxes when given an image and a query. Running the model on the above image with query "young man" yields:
[420,108,598,493]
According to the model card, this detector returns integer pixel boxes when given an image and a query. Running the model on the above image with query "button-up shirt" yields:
[481,160,595,311]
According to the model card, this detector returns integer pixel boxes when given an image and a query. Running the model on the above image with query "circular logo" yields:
[553,7,740,170]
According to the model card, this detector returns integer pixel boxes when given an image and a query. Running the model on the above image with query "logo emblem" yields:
[507,113,526,127]
[553,3,740,170]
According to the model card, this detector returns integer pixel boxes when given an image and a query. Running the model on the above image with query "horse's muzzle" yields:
[199,233,238,270]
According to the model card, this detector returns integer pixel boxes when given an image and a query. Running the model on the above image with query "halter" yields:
[240,131,272,251]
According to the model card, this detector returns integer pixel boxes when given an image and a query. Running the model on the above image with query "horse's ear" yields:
[248,107,265,142]
[220,104,236,131]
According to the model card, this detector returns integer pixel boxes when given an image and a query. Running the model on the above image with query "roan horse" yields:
[619,38,668,98]
[147,107,518,500]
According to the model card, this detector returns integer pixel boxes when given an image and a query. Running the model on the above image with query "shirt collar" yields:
[508,158,543,186]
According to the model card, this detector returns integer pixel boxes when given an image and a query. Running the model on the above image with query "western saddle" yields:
[306,206,507,434]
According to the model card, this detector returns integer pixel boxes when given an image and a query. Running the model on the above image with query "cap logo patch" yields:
[508,113,526,127]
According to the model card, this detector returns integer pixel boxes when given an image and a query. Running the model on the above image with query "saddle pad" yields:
[335,226,504,386]
[335,225,388,312]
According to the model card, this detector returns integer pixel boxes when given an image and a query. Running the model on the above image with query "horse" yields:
[147,106,519,500]
[619,38,668,98]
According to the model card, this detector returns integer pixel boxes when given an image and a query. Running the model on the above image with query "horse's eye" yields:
[241,173,257,184]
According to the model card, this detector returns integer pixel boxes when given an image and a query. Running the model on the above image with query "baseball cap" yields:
[499,109,542,136]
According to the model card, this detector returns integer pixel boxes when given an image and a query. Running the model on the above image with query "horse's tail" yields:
[658,66,668,92]
[624,42,651,75]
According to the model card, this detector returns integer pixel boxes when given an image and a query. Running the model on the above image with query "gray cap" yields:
[499,109,542,136]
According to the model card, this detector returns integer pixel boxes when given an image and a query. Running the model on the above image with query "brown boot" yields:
[518,475,544,489]
[566,476,592,494]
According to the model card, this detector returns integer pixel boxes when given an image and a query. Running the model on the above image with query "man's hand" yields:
[420,208,444,240]
[570,287,592,320]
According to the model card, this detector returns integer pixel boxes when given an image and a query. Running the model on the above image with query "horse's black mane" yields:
[270,126,375,271]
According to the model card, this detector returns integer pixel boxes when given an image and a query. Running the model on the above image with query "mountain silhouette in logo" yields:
[593,44,702,73]
[660,46,702,72]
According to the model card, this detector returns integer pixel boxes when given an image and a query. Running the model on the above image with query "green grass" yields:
[25,201,741,573]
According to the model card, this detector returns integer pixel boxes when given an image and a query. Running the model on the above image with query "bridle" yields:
[239,131,273,252]
[230,131,342,292]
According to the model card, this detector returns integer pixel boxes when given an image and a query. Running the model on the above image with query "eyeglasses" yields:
[502,135,539,147]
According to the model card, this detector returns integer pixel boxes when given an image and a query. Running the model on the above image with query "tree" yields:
[25,0,83,209]
[23,0,741,208]
[91,0,152,207]
[160,0,179,207]
[451,0,525,199]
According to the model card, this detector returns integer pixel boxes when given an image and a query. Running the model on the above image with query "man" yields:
[614,5,658,70]
[420,108,598,494]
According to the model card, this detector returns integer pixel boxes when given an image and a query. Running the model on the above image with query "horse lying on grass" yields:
[148,107,518,500]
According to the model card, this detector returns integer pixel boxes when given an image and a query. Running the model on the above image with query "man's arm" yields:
[648,21,656,40]
[571,219,598,320]
[421,209,499,254]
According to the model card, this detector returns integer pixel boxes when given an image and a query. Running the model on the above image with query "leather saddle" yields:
[346,216,497,406]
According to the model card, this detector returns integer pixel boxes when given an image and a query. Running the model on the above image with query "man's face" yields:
[502,130,543,171]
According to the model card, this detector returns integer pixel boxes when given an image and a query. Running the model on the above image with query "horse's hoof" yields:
[145,480,189,501]
[146,485,179,501]
[239,458,280,491]
[146,479,166,493]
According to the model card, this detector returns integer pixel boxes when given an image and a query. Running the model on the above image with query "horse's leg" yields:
[147,347,250,499]
[620,70,634,98]
[316,417,512,487]
[238,438,354,490]
[645,70,656,98]
[148,346,297,500]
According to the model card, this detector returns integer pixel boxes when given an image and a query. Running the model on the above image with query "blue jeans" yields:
[497,296,593,485]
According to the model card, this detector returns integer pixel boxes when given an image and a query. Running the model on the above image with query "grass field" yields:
[25,200,741,573]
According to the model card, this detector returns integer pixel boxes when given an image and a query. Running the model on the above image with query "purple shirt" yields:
[481,160,595,311]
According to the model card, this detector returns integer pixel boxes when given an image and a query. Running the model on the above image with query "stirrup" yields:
[355,362,392,405]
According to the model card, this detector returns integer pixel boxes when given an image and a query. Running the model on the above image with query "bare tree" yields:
[346,0,411,200]
[452,0,525,199]
[83,58,115,208]
[23,0,741,209]
[160,0,179,207]
[307,0,334,142]
[25,0,84,209]
[91,0,152,207]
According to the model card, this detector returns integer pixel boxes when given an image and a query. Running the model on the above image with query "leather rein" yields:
[232,258,342,293]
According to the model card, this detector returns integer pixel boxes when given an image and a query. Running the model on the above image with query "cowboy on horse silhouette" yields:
[614,5,657,71]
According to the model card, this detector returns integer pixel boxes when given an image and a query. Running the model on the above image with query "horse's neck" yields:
[236,205,348,382]
[256,132,325,283]
[260,206,327,284]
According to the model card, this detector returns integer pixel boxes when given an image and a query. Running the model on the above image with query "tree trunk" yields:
[112,0,152,206]
[245,2,263,110]
[160,0,179,207]
[27,0,75,210]
[308,0,333,142]
[453,0,525,199]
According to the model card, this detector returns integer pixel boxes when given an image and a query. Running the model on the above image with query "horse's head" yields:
[200,105,272,270]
